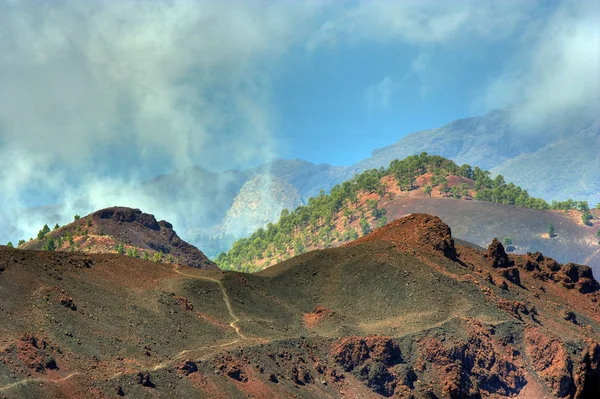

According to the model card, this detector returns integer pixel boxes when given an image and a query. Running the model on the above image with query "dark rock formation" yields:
[486,238,512,268]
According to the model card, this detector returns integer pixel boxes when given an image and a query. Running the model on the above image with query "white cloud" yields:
[0,0,319,172]
[1,0,597,244]
[479,0,600,131]
[0,0,323,242]
[307,0,533,51]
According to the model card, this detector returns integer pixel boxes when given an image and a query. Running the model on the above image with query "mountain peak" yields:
[347,213,457,260]
[22,206,216,269]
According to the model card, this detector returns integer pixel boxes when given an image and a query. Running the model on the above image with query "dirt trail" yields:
[0,266,252,392]
[173,265,246,340]
[0,372,80,392]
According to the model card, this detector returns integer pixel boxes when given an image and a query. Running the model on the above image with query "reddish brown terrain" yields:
[1,213,599,398]
[242,173,599,275]
[20,207,216,269]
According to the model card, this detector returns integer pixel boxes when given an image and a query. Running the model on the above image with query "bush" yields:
[582,210,592,226]
[115,243,125,255]
[42,238,56,251]
[359,218,371,236]
[6,241,14,248]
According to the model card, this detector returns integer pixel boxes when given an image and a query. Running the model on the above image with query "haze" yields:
[0,0,598,245]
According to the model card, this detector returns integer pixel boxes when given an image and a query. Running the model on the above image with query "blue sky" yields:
[272,37,517,165]
[0,0,598,213]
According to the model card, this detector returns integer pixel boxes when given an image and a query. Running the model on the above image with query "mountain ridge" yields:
[1,213,599,398]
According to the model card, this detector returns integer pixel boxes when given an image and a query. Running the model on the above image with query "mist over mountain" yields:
[0,0,598,257]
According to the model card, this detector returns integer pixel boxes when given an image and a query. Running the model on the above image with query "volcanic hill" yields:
[20,207,216,269]
[216,155,600,274]
[1,214,600,398]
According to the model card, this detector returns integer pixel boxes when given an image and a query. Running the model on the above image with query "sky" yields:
[0,0,599,241]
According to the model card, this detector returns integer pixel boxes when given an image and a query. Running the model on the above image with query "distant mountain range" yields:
[140,108,597,254]
[5,108,598,256]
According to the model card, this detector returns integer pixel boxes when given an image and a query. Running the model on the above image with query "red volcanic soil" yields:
[21,206,216,269]
[1,213,600,398]
[383,196,600,274]
[253,173,599,277]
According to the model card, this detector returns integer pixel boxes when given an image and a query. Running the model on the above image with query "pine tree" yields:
[548,223,555,238]
[581,210,592,226]
[6,241,14,248]
[42,238,56,251]
[424,185,432,197]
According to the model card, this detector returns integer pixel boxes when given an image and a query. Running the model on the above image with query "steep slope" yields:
[249,159,348,200]
[217,154,599,274]
[221,175,303,238]
[384,196,600,274]
[20,207,216,269]
[353,109,541,172]
[351,110,598,203]
[1,214,599,398]
[492,124,600,203]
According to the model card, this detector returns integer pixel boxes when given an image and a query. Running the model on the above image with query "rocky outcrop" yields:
[221,175,303,238]
[418,326,526,398]
[348,213,457,260]
[486,238,512,268]
[22,206,217,269]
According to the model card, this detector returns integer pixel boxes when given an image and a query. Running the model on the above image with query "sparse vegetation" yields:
[37,224,51,240]
[143,251,149,260]
[42,237,56,251]
[581,209,592,226]
[424,185,432,197]
[18,239,25,246]
[216,154,588,272]
[127,247,138,257]
[152,252,162,263]
[115,243,125,255]
[359,218,371,236]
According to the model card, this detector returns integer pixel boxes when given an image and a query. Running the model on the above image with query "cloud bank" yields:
[0,0,597,245]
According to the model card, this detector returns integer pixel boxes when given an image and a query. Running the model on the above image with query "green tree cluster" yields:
[215,153,586,272]
[37,224,51,240]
